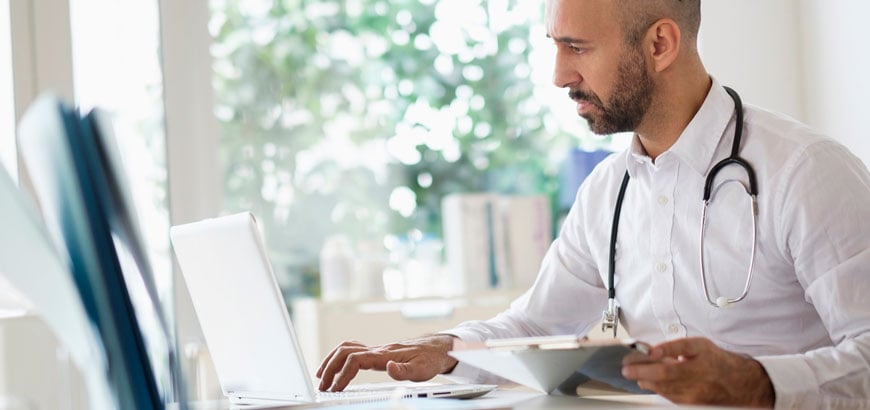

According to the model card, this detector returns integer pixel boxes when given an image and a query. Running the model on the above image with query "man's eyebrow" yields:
[545,34,591,44]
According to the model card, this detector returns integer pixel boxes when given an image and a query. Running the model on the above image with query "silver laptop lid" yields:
[170,212,315,403]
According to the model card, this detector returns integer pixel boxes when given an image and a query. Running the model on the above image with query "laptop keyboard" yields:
[316,386,415,403]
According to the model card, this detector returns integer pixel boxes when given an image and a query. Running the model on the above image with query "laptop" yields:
[169,212,496,406]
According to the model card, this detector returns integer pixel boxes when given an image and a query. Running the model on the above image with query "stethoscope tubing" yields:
[603,86,758,336]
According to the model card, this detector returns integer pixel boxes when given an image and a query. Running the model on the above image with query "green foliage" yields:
[210,0,587,296]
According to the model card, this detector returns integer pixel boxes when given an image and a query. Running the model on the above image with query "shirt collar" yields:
[625,78,736,177]
[625,135,649,177]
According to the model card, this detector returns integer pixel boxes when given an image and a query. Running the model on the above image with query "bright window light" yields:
[0,0,16,180]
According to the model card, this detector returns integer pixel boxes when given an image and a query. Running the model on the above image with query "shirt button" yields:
[658,195,669,205]
[655,262,667,273]
[668,324,680,334]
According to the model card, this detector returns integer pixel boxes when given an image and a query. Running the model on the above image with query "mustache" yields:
[568,89,603,106]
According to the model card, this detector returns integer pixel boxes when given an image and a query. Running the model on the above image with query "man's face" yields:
[546,0,655,135]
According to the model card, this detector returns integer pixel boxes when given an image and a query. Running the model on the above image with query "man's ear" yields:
[645,18,681,73]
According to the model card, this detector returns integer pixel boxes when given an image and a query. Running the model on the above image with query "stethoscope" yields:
[601,86,759,338]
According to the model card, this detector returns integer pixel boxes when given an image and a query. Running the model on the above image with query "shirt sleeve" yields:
[438,164,617,382]
[758,140,870,409]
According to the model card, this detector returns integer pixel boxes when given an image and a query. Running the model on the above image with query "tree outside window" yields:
[210,0,608,299]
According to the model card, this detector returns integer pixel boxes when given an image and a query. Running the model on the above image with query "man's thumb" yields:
[386,360,411,380]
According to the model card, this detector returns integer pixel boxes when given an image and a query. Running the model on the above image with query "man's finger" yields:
[330,352,383,391]
[650,337,709,359]
[636,379,690,402]
[316,341,365,378]
[636,380,661,393]
[386,360,413,380]
[622,349,658,366]
[315,348,340,379]
[622,357,686,382]
[386,358,437,382]
[318,346,367,391]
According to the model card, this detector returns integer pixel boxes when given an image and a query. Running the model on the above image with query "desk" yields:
[179,384,739,409]
[447,385,670,409]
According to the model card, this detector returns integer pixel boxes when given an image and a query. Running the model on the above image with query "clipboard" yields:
[449,336,650,394]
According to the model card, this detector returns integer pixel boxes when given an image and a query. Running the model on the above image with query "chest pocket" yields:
[610,205,650,297]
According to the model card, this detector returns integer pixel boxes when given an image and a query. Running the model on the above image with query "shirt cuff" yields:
[756,354,820,409]
[436,328,485,382]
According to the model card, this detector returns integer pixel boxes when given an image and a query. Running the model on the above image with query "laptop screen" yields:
[170,212,316,403]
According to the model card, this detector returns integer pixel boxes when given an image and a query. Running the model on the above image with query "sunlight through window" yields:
[0,0,16,180]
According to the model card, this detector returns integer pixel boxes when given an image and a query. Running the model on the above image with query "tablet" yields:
[450,337,650,394]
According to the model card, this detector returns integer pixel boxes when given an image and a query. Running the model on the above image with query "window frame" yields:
[7,0,75,188]
[4,0,222,398]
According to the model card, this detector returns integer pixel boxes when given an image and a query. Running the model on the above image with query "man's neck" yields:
[635,72,712,161]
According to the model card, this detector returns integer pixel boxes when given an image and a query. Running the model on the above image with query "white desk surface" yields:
[179,383,742,410]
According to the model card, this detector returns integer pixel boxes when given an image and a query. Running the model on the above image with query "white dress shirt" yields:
[443,80,870,408]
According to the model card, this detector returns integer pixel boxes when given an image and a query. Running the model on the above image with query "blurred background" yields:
[1,0,869,407]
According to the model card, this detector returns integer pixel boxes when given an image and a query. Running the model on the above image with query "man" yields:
[317,0,870,407]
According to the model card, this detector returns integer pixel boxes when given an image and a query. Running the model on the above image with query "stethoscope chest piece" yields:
[601,299,619,338]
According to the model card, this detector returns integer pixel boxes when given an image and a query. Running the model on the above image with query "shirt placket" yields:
[647,159,686,339]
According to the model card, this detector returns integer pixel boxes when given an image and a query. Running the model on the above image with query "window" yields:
[68,0,174,391]
[0,0,15,180]
[209,0,612,300]
[69,0,170,299]
[0,6,28,312]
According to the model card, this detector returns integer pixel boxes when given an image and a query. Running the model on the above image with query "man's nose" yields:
[552,50,581,89]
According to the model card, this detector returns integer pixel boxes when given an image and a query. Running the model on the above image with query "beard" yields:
[569,46,655,135]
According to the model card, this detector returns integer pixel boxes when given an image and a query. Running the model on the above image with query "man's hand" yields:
[621,337,775,407]
[316,334,458,392]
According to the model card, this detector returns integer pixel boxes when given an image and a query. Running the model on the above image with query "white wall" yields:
[699,0,870,164]
[0,316,88,409]
[798,0,870,164]
[699,0,804,121]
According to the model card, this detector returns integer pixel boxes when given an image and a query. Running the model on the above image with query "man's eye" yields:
[567,44,585,54]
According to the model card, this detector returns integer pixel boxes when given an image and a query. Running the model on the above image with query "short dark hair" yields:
[620,0,701,46]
